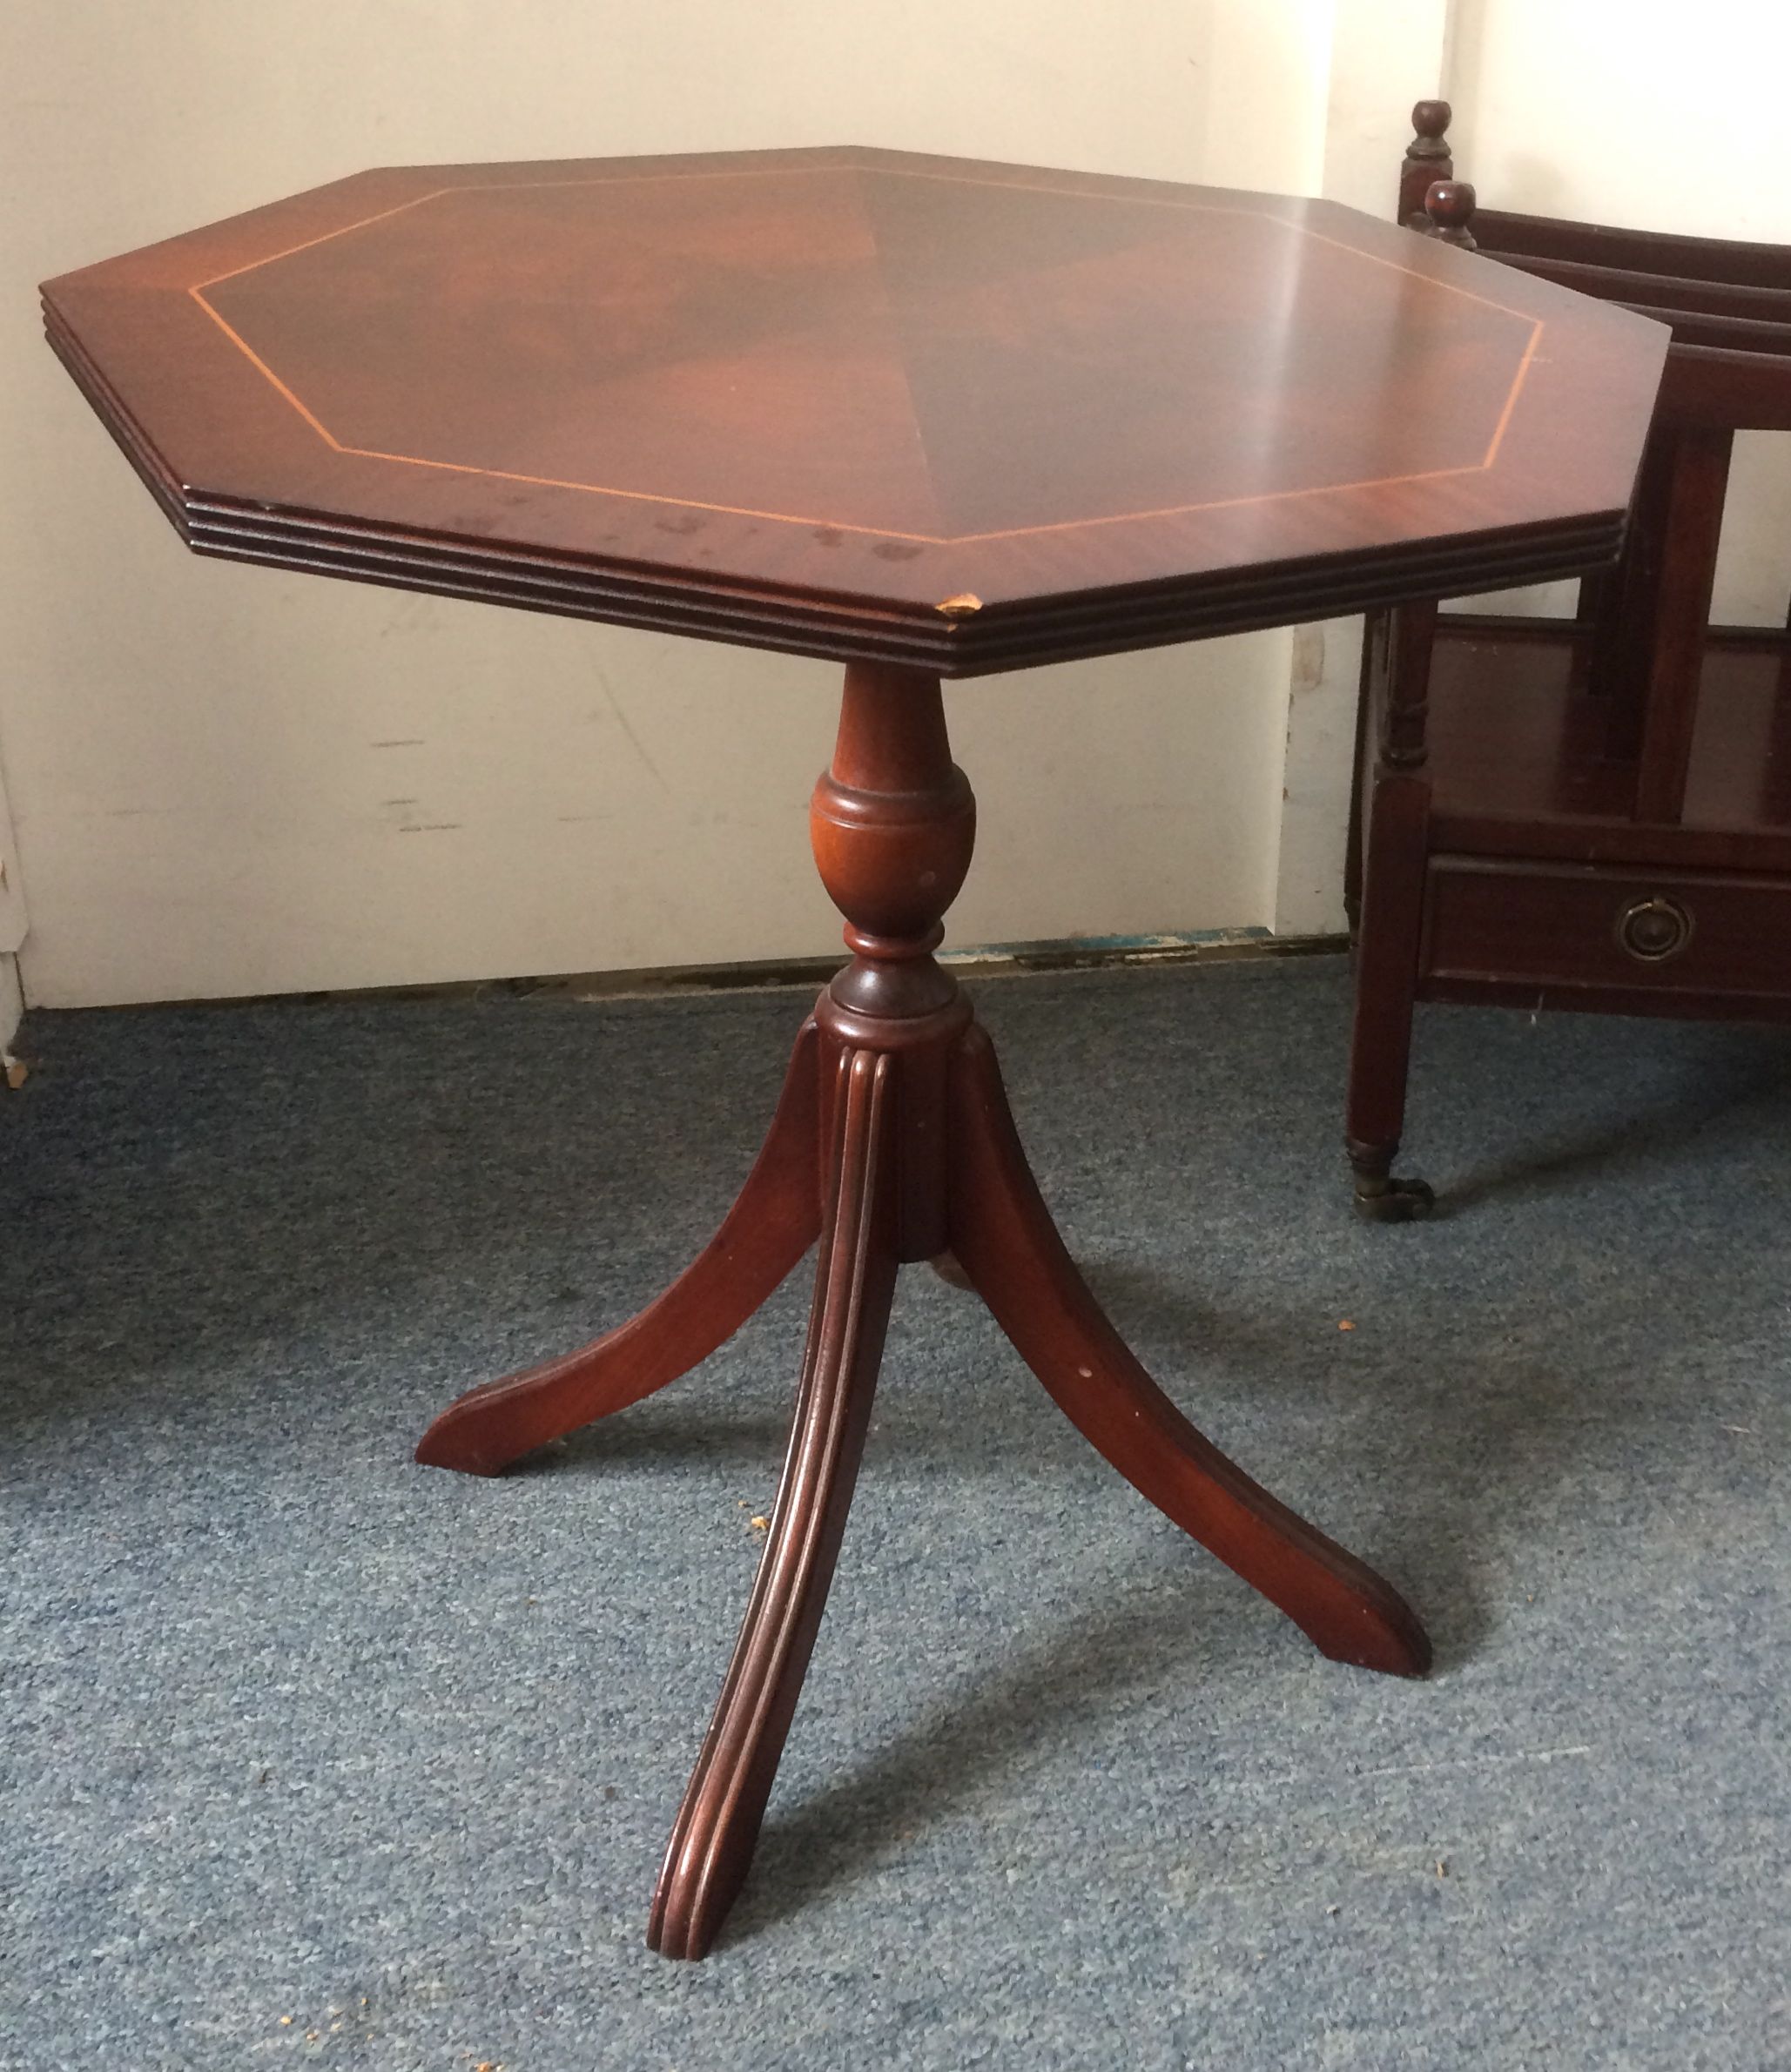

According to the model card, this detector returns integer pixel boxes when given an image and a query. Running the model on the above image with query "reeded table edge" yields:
[46,301,1628,677]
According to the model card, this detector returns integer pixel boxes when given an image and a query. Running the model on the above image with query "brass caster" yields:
[1353,1175,1436,1222]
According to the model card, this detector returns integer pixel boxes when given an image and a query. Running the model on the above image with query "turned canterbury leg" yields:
[417,656,1430,1961]
[1345,602,1438,1221]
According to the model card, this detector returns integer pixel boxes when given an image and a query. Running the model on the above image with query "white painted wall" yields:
[1269,0,1455,934]
[0,746,24,1046]
[0,755,24,960]
[10,3,1775,1009]
[0,959,21,1056]
[1277,0,1791,927]
[1,0,1337,1009]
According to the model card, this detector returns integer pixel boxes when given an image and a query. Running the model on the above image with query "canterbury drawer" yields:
[1422,857,1791,996]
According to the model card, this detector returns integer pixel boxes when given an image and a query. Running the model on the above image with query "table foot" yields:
[414,1020,824,1476]
[946,1024,1431,1679]
[649,1045,899,1959]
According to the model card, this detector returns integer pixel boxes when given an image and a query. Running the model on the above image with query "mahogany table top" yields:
[43,146,1667,676]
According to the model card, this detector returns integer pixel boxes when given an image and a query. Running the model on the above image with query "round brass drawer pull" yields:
[1616,894,1694,963]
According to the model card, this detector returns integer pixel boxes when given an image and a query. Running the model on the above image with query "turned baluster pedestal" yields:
[416,659,1431,1960]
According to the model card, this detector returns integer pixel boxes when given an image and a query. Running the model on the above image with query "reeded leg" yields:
[649,1046,899,1959]
[947,1024,1431,1678]
[414,1021,824,1476]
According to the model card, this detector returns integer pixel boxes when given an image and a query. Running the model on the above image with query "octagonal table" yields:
[42,145,1666,1958]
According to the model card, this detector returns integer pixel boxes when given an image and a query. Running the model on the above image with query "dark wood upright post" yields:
[1400,100,1454,227]
[1345,602,1440,1219]
[1631,429,1734,823]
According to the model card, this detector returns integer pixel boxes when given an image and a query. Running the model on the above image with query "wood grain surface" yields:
[43,146,1666,675]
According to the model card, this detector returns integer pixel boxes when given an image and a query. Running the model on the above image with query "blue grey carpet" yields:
[3,956,1788,2070]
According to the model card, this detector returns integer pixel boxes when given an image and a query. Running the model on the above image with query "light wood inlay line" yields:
[179,159,1547,545]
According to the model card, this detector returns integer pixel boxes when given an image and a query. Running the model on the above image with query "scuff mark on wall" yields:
[1290,622,1327,693]
[594,663,670,796]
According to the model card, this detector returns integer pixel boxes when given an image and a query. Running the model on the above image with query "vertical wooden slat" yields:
[1588,426,1679,742]
[1633,427,1734,823]
[1343,606,1390,932]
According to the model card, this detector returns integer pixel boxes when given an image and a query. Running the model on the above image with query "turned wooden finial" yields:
[1411,99,1451,145]
[1424,178,1478,249]
[1400,99,1454,225]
